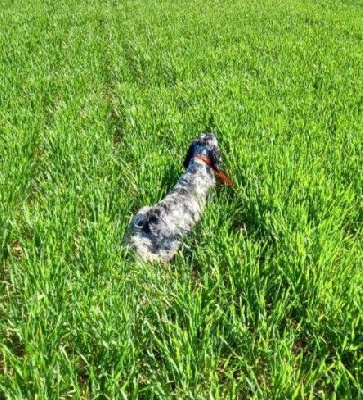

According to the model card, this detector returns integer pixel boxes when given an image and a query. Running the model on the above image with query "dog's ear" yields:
[183,143,194,169]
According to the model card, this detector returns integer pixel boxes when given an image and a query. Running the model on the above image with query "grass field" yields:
[1,0,362,398]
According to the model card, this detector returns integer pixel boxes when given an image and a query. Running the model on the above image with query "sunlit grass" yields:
[0,0,362,398]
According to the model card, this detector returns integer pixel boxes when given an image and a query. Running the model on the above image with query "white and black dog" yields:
[127,133,232,262]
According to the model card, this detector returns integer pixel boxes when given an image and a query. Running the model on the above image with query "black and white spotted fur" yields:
[127,134,221,262]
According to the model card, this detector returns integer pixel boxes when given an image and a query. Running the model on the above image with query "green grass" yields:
[0,0,362,398]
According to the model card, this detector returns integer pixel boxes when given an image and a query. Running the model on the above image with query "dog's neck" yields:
[192,154,233,187]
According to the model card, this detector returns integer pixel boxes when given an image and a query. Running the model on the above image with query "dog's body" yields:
[127,134,220,262]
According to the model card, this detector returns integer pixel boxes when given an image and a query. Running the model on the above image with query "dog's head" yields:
[183,133,221,169]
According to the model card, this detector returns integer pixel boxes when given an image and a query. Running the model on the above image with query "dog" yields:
[127,133,232,262]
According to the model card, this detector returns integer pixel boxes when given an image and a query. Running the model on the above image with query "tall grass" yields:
[1,0,362,398]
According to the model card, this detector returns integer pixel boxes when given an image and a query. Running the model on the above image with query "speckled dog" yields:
[127,134,222,262]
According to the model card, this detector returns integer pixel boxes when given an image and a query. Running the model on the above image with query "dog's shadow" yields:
[158,162,182,199]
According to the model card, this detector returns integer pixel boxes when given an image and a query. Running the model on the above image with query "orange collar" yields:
[195,154,233,187]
